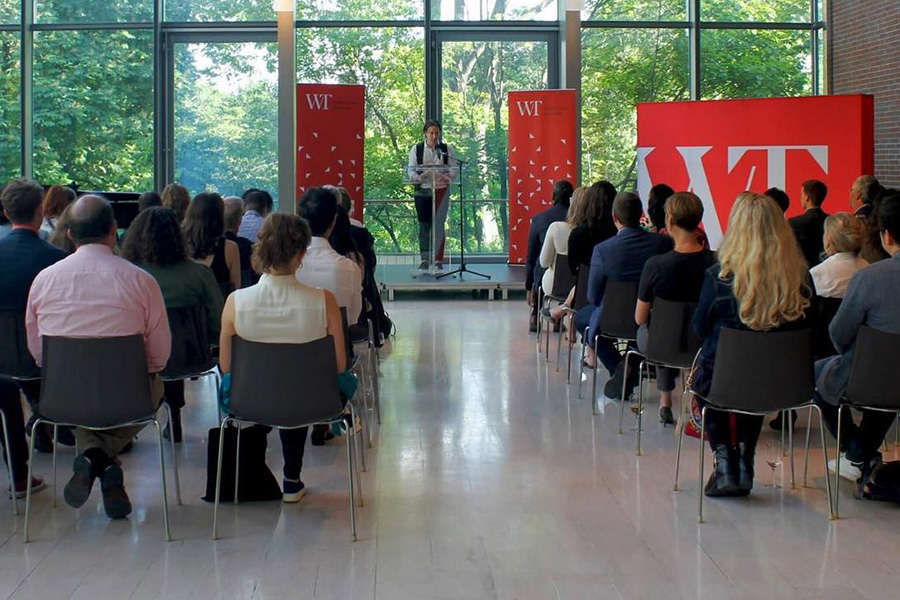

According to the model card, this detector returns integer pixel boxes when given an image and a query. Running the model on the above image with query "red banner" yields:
[637,94,874,248]
[296,84,366,221]
[508,90,578,264]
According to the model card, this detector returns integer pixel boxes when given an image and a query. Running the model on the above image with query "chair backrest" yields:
[571,266,591,312]
[600,280,640,340]
[845,326,900,409]
[0,310,40,379]
[161,304,216,379]
[813,296,842,359]
[40,335,154,428]
[548,253,576,298]
[229,335,343,427]
[645,299,701,369]
[339,307,354,366]
[707,327,814,412]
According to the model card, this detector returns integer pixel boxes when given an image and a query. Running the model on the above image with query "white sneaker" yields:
[827,453,862,481]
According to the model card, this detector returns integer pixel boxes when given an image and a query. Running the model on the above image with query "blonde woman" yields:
[810,212,869,298]
[692,192,813,497]
[539,186,586,295]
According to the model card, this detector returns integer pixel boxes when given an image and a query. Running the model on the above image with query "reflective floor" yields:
[2,300,900,600]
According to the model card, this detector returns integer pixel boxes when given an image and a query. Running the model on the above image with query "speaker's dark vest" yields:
[414,142,449,196]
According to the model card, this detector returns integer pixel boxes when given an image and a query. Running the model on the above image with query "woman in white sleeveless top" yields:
[219,213,346,503]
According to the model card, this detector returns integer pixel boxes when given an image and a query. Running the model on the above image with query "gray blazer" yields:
[816,253,900,404]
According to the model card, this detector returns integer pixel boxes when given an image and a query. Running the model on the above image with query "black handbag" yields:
[202,424,283,503]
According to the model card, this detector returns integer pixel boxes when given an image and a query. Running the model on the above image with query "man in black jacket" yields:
[0,178,69,494]
[789,179,829,267]
[525,180,573,332]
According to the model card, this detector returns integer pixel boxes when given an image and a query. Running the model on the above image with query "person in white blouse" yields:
[295,187,363,325]
[539,187,585,294]
[407,119,458,271]
[811,212,869,298]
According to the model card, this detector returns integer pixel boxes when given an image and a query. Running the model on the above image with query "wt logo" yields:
[305,93,334,110]
[516,100,543,117]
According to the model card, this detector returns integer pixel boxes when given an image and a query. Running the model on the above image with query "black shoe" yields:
[418,260,429,270]
[529,316,538,334]
[162,408,183,443]
[704,444,739,497]
[658,406,675,426]
[735,442,755,496]
[768,410,798,431]
[64,455,97,509]
[56,426,76,447]
[853,454,883,500]
[100,464,132,519]
[310,426,335,446]
[603,359,639,400]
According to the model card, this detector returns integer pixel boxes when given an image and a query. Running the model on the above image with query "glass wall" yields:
[1,0,823,255]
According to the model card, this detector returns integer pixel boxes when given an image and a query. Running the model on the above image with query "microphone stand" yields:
[436,152,491,281]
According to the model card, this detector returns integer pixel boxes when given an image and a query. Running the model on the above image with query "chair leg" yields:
[698,407,708,523]
[834,405,844,519]
[544,315,551,361]
[356,401,367,474]
[0,412,17,516]
[673,387,690,491]
[164,404,182,505]
[788,409,796,489]
[566,313,574,384]
[591,336,600,416]
[345,420,357,542]
[811,405,835,519]
[803,406,813,487]
[52,424,58,508]
[577,328,588,400]
[636,360,646,457]
[151,419,171,542]
[233,424,241,505]
[212,418,230,540]
[349,413,363,509]
[23,417,42,542]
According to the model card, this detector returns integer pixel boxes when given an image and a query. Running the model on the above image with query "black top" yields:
[210,237,230,284]
[789,207,829,267]
[0,229,68,312]
[225,231,253,274]
[638,249,717,304]
[567,222,617,273]
[525,203,568,290]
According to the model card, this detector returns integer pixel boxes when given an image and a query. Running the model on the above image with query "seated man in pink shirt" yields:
[26,196,171,519]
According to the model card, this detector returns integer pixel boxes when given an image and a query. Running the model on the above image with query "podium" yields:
[404,158,490,281]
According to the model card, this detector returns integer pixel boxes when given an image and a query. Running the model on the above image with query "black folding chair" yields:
[820,326,900,518]
[587,280,639,415]
[622,299,701,455]
[213,335,361,541]
[539,253,576,366]
[24,335,179,542]
[673,328,832,522]
[565,266,591,386]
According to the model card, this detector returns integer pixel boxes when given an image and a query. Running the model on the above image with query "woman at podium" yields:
[407,120,457,271]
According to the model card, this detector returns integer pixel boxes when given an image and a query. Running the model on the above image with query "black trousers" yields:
[163,380,185,411]
[0,379,29,483]
[815,397,896,463]
[695,397,765,449]
[277,427,309,481]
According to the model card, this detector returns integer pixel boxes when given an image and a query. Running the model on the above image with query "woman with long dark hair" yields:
[183,192,241,296]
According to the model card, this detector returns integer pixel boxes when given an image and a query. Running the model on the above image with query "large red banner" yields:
[296,84,365,221]
[508,89,578,264]
[637,94,874,248]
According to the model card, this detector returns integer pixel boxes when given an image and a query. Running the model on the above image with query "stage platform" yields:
[376,262,526,301]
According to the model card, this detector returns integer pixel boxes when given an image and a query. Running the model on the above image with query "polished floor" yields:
[2,300,900,600]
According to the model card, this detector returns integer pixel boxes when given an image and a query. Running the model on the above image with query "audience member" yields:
[336,187,376,270]
[810,212,869,299]
[223,196,254,286]
[576,192,673,394]
[0,179,71,493]
[635,192,715,425]
[162,183,191,223]
[789,179,829,267]
[40,185,76,236]
[296,187,363,327]
[765,187,791,214]
[646,183,675,233]
[329,206,365,273]
[47,204,76,254]
[567,181,618,275]
[121,207,224,443]
[525,180,573,331]
[183,192,241,297]
[693,192,813,497]
[539,187,583,295]
[331,184,364,228]
[219,213,346,502]
[850,175,890,264]
[814,189,900,489]
[26,195,171,519]
[238,188,273,243]
[138,191,163,213]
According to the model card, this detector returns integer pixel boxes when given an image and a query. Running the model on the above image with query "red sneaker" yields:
[9,476,47,500]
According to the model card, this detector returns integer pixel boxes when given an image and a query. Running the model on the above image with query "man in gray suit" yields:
[815,189,900,485]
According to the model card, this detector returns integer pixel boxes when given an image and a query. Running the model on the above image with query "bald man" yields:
[26,195,170,519]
